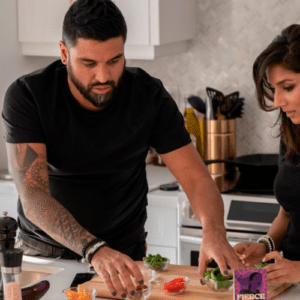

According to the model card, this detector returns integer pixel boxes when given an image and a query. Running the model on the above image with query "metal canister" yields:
[206,119,236,174]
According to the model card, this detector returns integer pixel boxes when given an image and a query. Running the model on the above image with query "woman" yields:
[234,24,300,284]
[238,273,263,295]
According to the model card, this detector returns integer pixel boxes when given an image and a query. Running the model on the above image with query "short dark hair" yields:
[62,0,127,48]
[253,24,300,161]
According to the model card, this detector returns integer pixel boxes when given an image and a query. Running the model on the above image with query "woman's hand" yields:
[263,251,300,284]
[234,242,267,268]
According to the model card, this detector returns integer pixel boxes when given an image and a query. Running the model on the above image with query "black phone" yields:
[70,273,96,288]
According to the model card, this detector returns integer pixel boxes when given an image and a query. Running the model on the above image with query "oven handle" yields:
[179,235,241,247]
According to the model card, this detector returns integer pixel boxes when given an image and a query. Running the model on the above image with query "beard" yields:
[67,60,126,109]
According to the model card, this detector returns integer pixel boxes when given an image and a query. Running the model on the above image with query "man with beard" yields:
[2,0,242,298]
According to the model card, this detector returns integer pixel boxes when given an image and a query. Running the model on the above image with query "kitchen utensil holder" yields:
[206,119,236,174]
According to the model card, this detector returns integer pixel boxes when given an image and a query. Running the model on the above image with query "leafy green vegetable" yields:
[204,267,233,289]
[143,254,167,269]
[254,262,269,269]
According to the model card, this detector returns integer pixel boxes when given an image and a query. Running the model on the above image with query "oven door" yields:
[179,227,261,266]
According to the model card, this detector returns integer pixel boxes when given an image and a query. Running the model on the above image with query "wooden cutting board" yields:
[82,262,293,299]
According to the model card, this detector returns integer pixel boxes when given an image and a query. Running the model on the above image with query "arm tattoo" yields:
[8,144,94,254]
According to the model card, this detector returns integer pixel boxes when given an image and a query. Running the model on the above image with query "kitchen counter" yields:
[21,256,300,299]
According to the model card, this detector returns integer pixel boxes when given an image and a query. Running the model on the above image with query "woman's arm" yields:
[267,206,290,251]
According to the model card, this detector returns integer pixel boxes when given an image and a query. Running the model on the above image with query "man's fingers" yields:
[100,270,123,297]
[198,255,209,280]
[125,261,144,286]
[117,266,137,299]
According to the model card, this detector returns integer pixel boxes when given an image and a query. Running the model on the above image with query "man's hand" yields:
[198,230,244,280]
[263,251,300,284]
[234,242,267,268]
[91,246,144,299]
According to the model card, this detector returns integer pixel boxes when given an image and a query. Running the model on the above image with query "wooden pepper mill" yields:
[0,211,18,300]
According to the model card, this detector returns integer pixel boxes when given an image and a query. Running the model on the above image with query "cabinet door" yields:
[113,0,150,45]
[146,245,177,264]
[18,0,69,43]
[145,206,177,247]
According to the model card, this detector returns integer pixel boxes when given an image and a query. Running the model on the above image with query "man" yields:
[2,0,242,298]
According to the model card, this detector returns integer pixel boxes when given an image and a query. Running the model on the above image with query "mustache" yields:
[89,81,115,88]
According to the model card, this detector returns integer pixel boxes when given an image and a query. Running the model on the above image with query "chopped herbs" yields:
[143,254,168,270]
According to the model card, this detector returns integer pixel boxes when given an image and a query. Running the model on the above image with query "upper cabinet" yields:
[18,0,196,60]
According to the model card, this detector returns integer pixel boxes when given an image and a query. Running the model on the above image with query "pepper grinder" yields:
[0,248,23,300]
[0,212,18,300]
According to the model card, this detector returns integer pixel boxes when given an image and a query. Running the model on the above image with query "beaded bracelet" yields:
[257,235,275,253]
[81,238,105,259]
[86,241,108,264]
[258,240,270,253]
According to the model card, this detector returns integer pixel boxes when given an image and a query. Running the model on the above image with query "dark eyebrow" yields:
[275,79,294,86]
[78,53,124,64]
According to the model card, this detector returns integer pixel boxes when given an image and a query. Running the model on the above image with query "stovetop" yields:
[212,170,276,196]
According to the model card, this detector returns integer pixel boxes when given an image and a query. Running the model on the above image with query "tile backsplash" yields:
[127,0,300,156]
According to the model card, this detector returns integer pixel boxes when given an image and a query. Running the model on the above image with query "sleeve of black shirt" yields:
[149,83,191,154]
[2,79,45,144]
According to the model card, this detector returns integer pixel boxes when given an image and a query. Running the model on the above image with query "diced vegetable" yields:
[64,285,93,300]
[163,278,186,293]
[143,254,167,269]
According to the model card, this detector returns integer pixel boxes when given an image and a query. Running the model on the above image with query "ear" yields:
[59,41,68,64]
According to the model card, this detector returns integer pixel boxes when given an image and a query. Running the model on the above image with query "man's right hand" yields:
[233,242,267,268]
[91,246,144,299]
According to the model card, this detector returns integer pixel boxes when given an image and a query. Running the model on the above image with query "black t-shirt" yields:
[274,139,300,260]
[2,60,191,250]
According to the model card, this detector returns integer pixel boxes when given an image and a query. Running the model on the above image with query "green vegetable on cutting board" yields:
[204,267,233,289]
[254,262,269,269]
[143,254,167,269]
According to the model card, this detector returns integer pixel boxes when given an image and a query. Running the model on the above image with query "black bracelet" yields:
[81,238,105,259]
[87,241,108,264]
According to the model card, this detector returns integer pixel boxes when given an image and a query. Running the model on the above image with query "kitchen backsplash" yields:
[127,0,300,156]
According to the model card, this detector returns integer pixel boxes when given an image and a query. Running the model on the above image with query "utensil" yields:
[187,96,206,115]
[205,97,214,120]
[220,91,239,119]
[206,87,224,120]
[227,98,244,119]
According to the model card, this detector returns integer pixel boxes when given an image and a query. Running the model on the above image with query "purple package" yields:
[234,269,267,300]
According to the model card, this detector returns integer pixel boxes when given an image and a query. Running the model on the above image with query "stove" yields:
[178,170,279,266]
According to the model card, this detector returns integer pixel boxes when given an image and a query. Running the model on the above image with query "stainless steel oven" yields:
[178,191,280,266]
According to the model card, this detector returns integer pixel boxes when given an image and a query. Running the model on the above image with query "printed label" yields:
[234,269,267,300]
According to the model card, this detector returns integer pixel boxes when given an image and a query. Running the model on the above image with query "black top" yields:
[274,139,300,260]
[2,60,191,250]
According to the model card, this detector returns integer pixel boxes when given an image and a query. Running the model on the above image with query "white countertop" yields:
[146,165,177,191]
[21,256,300,299]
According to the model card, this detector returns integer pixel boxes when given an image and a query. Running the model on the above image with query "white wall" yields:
[0,0,57,169]
[1,0,300,170]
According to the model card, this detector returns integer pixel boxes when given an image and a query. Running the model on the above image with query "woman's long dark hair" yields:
[253,24,300,162]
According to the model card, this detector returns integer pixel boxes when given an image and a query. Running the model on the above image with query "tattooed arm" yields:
[6,142,144,297]
[6,142,95,254]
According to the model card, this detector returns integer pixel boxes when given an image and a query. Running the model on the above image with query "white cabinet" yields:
[18,0,196,59]
[145,190,179,264]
